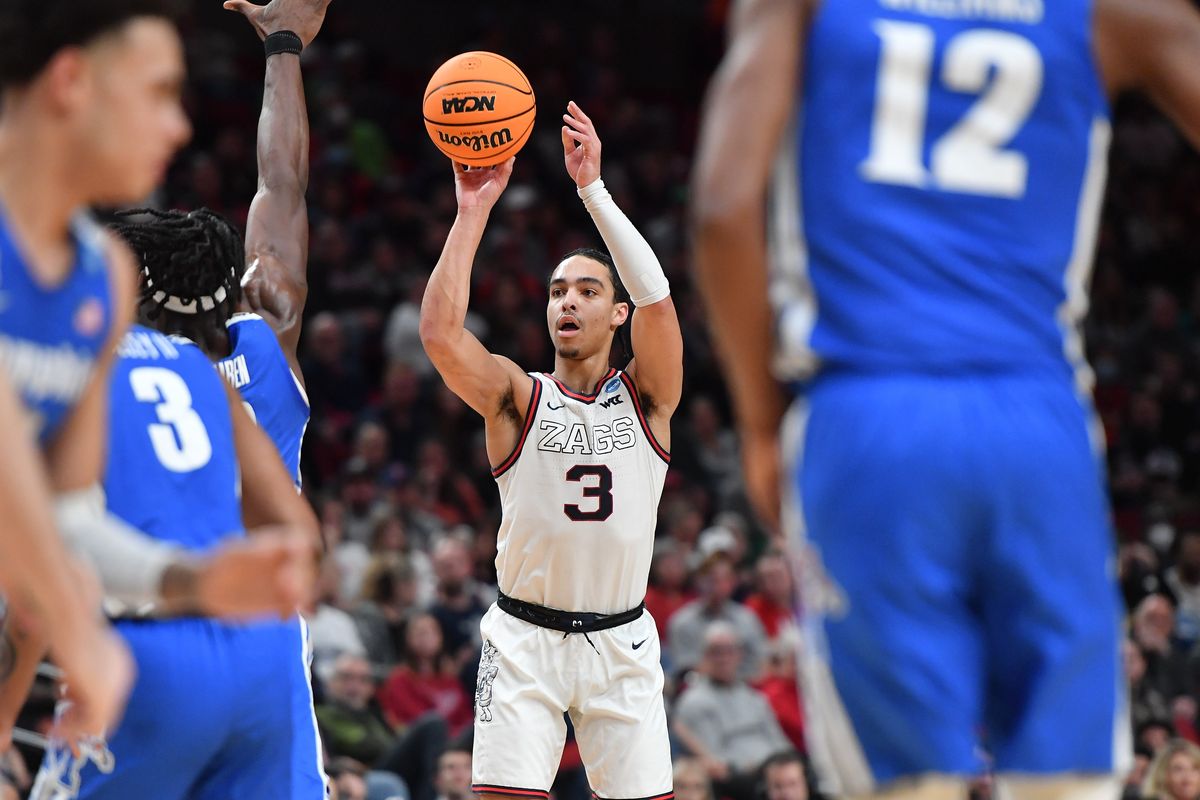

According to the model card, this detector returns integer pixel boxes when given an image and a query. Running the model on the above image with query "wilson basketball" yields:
[423,51,536,167]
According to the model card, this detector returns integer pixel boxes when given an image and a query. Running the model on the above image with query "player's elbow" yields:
[689,183,761,245]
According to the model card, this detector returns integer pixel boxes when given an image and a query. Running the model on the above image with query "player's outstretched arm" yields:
[1097,0,1200,145]
[690,0,808,527]
[563,102,683,436]
[226,0,332,378]
[420,159,531,438]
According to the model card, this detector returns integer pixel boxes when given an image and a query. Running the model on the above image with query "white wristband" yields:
[55,485,179,607]
[578,178,670,307]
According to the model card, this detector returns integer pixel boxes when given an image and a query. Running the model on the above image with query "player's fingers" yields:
[562,113,591,137]
[567,100,593,128]
[563,128,588,145]
[561,125,575,155]
[222,0,253,15]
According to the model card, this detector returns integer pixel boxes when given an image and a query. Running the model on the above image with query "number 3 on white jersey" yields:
[861,21,1044,198]
[129,366,212,473]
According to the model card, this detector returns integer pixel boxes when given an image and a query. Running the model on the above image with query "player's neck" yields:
[551,352,614,396]
[0,111,89,272]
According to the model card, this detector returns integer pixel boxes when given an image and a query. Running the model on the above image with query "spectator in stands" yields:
[433,745,473,800]
[318,654,397,766]
[307,559,370,680]
[1167,531,1200,647]
[1128,638,1171,733]
[328,758,370,800]
[1133,595,1189,707]
[761,751,809,800]
[645,539,696,641]
[377,612,473,736]
[1128,745,1157,800]
[743,550,796,640]
[669,553,767,679]
[755,631,805,753]
[302,312,369,417]
[354,553,419,668]
[1143,739,1200,800]
[673,622,790,800]
[426,535,496,664]
[341,458,393,547]
[672,757,714,800]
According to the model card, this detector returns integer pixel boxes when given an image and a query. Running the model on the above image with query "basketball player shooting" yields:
[420,101,683,800]
[693,0,1200,798]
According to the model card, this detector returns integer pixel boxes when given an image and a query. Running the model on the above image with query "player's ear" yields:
[42,48,92,114]
[612,301,630,327]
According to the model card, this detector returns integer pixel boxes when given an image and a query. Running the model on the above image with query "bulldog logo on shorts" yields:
[475,640,500,723]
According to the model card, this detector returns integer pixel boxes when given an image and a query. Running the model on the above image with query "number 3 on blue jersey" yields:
[129,366,213,473]
[861,21,1044,198]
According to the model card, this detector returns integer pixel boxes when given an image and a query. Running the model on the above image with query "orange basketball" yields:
[423,51,535,167]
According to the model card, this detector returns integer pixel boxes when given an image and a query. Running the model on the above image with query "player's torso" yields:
[0,212,113,443]
[779,0,1108,383]
[494,369,670,614]
[219,313,309,487]
[106,325,241,551]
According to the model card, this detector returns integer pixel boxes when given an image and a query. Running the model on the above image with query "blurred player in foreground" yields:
[693,0,1200,798]
[421,103,683,800]
[0,0,311,746]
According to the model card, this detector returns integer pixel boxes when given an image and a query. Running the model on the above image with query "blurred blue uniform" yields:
[0,211,112,443]
[219,312,310,487]
[34,326,325,800]
[778,0,1126,791]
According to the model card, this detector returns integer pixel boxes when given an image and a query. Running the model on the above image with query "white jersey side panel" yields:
[493,369,670,614]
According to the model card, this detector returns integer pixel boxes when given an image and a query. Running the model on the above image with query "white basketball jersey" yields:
[492,368,670,614]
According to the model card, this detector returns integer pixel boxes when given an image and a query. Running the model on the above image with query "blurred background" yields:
[7,2,1200,799]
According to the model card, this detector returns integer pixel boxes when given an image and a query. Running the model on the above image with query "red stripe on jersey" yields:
[543,367,618,403]
[472,785,550,799]
[491,376,542,478]
[619,372,670,465]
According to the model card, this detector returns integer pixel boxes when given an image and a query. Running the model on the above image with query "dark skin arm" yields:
[690,0,810,529]
[225,0,331,380]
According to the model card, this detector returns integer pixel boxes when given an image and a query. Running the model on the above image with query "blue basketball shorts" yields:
[786,372,1128,794]
[33,616,326,800]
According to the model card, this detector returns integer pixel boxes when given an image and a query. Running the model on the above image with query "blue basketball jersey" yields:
[0,211,114,443]
[775,0,1109,384]
[218,313,308,487]
[106,325,241,552]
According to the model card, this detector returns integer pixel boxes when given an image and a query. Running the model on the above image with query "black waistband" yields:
[497,592,644,634]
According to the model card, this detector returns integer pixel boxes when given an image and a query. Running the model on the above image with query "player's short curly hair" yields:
[111,207,245,325]
[0,0,180,89]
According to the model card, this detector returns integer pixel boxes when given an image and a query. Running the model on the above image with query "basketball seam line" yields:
[423,78,534,99]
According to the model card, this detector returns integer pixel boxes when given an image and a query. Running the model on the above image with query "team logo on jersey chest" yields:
[538,416,636,455]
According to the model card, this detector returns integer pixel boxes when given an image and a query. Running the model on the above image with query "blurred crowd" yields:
[8,2,1200,799]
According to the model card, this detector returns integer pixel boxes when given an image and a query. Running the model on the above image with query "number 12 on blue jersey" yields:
[861,21,1045,199]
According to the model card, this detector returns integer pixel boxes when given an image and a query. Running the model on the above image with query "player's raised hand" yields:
[194,530,312,619]
[562,101,602,188]
[452,157,515,213]
[223,0,332,47]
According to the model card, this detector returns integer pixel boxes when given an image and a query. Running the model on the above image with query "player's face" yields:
[765,763,808,800]
[74,18,191,204]
[547,256,629,360]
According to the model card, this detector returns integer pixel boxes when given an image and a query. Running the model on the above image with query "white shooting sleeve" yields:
[578,178,670,307]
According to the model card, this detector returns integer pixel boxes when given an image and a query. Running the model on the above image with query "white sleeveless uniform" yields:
[472,368,674,800]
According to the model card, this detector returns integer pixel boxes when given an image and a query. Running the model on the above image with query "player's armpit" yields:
[1096,0,1200,147]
